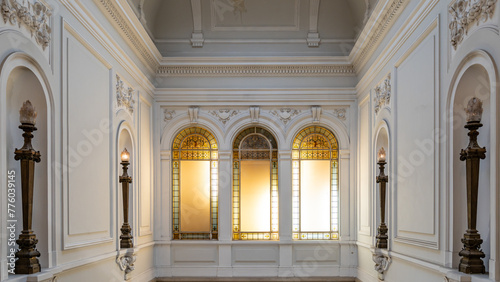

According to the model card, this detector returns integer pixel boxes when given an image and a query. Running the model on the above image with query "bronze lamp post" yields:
[458,97,486,274]
[376,147,388,249]
[14,100,41,274]
[120,148,133,248]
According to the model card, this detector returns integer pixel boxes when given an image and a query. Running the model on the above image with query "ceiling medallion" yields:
[230,0,246,15]
[213,0,247,22]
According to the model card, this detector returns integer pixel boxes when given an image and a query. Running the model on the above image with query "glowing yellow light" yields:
[240,161,271,232]
[121,148,130,162]
[378,147,386,162]
[180,161,211,232]
[300,160,331,232]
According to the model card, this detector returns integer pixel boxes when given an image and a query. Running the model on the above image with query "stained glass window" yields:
[172,127,218,240]
[233,127,279,240]
[292,126,339,240]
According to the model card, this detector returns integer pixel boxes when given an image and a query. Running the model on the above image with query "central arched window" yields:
[292,126,339,240]
[233,127,279,240]
[172,127,218,240]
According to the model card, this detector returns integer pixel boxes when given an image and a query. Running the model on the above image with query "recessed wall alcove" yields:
[117,125,135,246]
[4,65,50,269]
[449,52,496,270]
[374,123,389,246]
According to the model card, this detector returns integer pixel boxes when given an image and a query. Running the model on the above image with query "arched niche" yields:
[5,66,49,269]
[450,62,492,269]
[374,123,390,245]
[117,124,135,246]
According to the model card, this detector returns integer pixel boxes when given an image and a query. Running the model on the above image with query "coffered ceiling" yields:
[127,0,377,57]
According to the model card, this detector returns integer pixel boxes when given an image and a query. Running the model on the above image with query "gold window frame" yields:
[292,126,339,240]
[172,127,218,240]
[233,127,279,240]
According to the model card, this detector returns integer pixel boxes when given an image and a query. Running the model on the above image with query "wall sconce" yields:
[458,97,486,274]
[14,100,41,274]
[376,147,388,249]
[120,148,133,248]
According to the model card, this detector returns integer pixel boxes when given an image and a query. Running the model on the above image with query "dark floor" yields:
[156,278,357,282]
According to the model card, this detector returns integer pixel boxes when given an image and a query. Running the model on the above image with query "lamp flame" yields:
[19,100,37,125]
[378,147,386,162]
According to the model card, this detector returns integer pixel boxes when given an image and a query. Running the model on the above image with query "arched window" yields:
[233,127,279,240]
[172,127,218,240]
[292,126,339,240]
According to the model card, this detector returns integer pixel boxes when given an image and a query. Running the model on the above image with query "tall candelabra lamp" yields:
[376,147,388,249]
[458,97,486,274]
[120,149,133,248]
[14,101,41,274]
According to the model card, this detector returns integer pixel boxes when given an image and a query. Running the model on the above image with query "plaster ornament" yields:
[449,0,497,49]
[1,0,52,50]
[311,106,322,123]
[210,109,239,124]
[189,106,199,123]
[116,75,135,114]
[374,74,391,115]
[271,108,301,124]
[164,109,176,122]
[249,106,260,123]
[332,108,347,121]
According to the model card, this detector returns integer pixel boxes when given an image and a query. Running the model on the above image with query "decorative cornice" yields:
[94,0,413,78]
[1,0,52,50]
[96,0,159,70]
[352,0,408,69]
[157,64,355,77]
[116,74,135,114]
[271,108,301,124]
[209,109,239,124]
[449,0,497,49]
[374,74,391,115]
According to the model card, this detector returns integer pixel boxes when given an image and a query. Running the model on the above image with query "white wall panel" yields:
[394,25,439,248]
[63,26,112,248]
[293,245,339,265]
[359,100,371,236]
[139,99,153,235]
[232,245,279,265]
[172,245,218,265]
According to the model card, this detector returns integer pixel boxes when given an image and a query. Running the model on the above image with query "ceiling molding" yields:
[157,64,355,77]
[90,0,413,80]
[355,0,439,99]
[350,0,410,71]
[95,0,161,71]
[154,88,357,104]
[59,0,155,95]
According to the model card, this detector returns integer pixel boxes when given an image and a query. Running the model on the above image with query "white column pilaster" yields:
[278,150,293,275]
[218,150,232,274]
